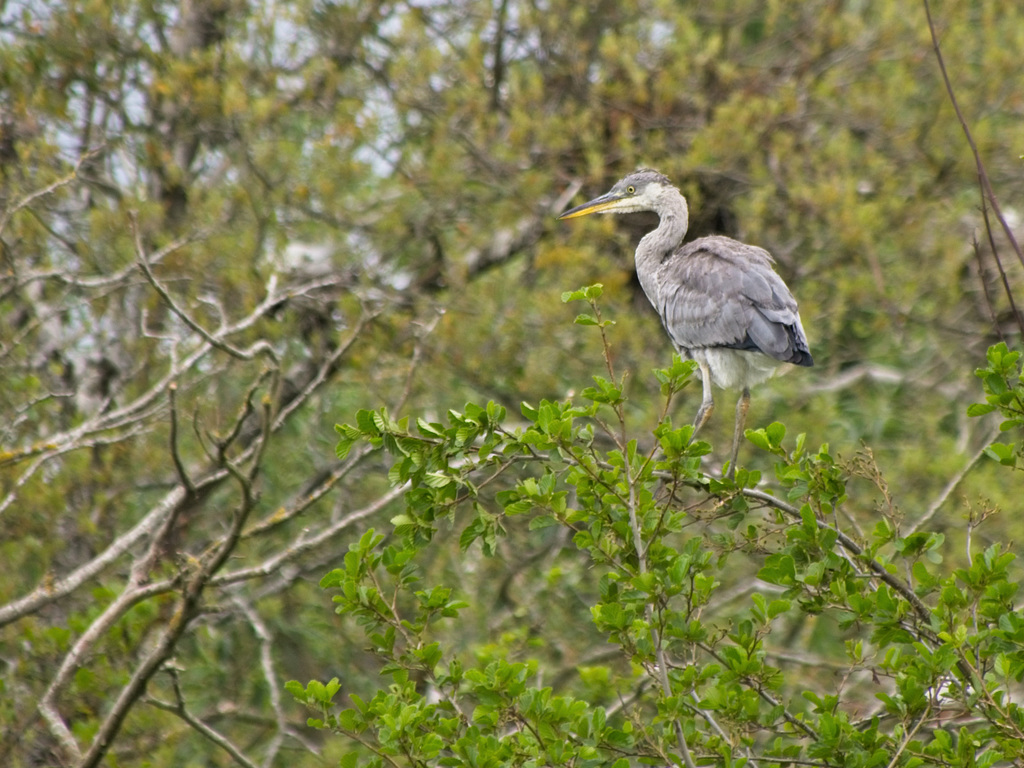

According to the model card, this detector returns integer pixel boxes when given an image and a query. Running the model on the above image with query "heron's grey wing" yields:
[655,242,755,351]
[747,301,813,365]
[656,238,812,366]
[740,269,813,365]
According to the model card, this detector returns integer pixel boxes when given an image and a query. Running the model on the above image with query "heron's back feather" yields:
[650,236,813,370]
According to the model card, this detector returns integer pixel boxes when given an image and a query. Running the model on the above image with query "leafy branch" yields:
[295,286,1024,767]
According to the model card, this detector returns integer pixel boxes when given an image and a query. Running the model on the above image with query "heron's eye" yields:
[626,185,635,194]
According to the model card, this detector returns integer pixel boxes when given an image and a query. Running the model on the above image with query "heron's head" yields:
[558,169,674,219]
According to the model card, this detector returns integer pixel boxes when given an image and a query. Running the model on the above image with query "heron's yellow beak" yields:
[557,192,626,220]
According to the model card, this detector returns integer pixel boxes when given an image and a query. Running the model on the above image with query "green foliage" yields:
[293,295,1024,767]
[970,342,1024,467]
[4,0,1024,765]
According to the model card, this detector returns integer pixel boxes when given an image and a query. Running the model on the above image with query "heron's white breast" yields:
[692,348,781,390]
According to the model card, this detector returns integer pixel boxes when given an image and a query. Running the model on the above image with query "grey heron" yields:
[559,169,813,477]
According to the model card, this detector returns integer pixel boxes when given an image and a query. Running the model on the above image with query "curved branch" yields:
[0,484,189,627]
[922,0,1024,333]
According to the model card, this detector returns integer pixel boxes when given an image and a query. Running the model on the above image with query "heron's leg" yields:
[690,361,715,440]
[727,387,751,480]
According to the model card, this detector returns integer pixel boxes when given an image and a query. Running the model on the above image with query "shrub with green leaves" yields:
[292,290,1024,768]
[970,342,1024,468]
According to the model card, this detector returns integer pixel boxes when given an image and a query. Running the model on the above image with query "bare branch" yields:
[0,146,104,238]
[923,0,1024,334]
[168,382,196,494]
[38,579,178,762]
[77,445,264,767]
[0,484,189,627]
[906,423,1001,536]
[214,483,405,588]
[146,684,261,768]
[75,591,201,768]
[231,597,288,768]
[131,212,275,363]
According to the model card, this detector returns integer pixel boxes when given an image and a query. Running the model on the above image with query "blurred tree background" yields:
[1,0,1022,765]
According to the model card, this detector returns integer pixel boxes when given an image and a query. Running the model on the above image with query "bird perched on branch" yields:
[559,169,813,476]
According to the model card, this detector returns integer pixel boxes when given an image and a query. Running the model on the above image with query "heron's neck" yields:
[636,188,689,303]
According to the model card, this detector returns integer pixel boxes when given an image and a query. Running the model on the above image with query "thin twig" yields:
[168,382,196,494]
[0,483,191,627]
[218,483,405,588]
[604,323,696,768]
[131,212,269,362]
[38,579,178,762]
[742,484,979,687]
[231,597,287,768]
[922,0,1024,334]
[146,667,260,768]
[391,307,446,417]
[78,440,264,767]
[907,424,1000,535]
[0,146,104,237]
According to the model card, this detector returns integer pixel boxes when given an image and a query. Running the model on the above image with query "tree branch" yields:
[922,0,1024,334]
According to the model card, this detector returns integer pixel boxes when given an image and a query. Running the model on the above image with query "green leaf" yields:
[335,435,357,460]
[758,554,797,586]
[562,283,603,303]
[967,402,996,417]
[423,471,454,488]
[324,677,341,701]
[284,680,307,703]
[984,441,1017,466]
[746,428,772,452]
[356,409,380,435]
[416,417,445,437]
